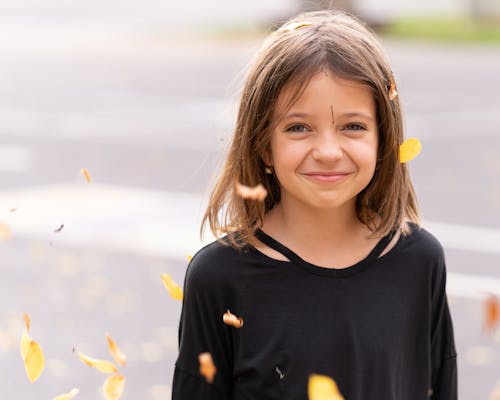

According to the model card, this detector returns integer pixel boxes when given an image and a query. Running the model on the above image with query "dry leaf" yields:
[161,273,183,301]
[76,350,117,374]
[23,312,30,331]
[106,334,126,366]
[198,352,217,383]
[20,312,45,383]
[0,223,12,240]
[54,224,64,233]
[80,168,91,183]
[399,138,422,163]
[280,21,312,32]
[10,208,17,213]
[235,182,267,202]
[103,374,125,400]
[222,309,244,328]
[308,374,344,400]
[52,388,79,400]
[187,255,193,262]
[388,78,398,101]
[483,295,499,334]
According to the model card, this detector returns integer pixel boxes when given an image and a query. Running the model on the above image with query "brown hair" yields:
[202,9,420,247]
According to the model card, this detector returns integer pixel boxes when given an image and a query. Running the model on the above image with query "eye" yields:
[342,123,366,131]
[285,124,310,134]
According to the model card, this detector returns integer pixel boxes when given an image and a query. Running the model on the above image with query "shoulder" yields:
[399,222,445,263]
[185,236,252,287]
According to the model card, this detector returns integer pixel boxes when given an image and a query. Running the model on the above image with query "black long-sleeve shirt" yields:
[172,224,457,399]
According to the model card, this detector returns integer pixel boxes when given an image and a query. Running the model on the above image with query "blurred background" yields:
[1,0,500,399]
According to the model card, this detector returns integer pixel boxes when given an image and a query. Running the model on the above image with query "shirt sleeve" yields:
[172,249,234,400]
[430,250,458,400]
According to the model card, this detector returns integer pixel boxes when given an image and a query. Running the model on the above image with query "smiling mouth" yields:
[303,172,351,182]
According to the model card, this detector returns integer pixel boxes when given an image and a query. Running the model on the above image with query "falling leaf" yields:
[106,334,126,366]
[20,312,45,383]
[0,223,12,240]
[187,255,193,262]
[54,224,64,233]
[9,208,17,213]
[235,182,267,202]
[222,309,244,328]
[76,350,117,374]
[308,374,344,400]
[80,168,91,184]
[198,352,217,383]
[483,295,499,334]
[23,312,30,331]
[52,388,79,400]
[280,21,312,32]
[103,374,125,400]
[161,273,183,301]
[388,78,398,101]
[399,138,422,163]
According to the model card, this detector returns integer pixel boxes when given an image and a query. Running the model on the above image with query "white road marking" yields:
[424,220,500,255]
[0,184,499,298]
[0,145,33,172]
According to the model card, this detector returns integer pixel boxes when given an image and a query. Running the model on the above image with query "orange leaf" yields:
[103,374,125,400]
[161,273,183,301]
[235,182,267,202]
[198,352,217,383]
[388,78,398,101]
[106,334,126,366]
[23,312,30,331]
[308,374,344,400]
[77,350,117,374]
[222,309,244,328]
[80,168,91,183]
[484,295,499,334]
[52,388,79,400]
[399,138,422,163]
[0,222,12,240]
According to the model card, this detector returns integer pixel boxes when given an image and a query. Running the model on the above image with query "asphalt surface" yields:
[1,5,500,400]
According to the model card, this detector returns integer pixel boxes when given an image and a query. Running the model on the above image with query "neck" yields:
[263,197,368,252]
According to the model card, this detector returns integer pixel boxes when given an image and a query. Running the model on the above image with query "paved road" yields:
[1,5,500,400]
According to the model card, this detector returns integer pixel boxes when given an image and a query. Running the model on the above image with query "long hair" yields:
[202,9,420,247]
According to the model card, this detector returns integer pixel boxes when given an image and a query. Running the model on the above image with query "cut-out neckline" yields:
[253,228,398,277]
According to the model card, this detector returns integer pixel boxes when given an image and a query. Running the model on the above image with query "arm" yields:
[430,254,458,400]
[172,249,233,400]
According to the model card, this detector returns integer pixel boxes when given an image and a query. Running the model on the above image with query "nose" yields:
[311,131,343,162]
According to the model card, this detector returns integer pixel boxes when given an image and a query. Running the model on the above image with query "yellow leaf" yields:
[399,138,422,163]
[80,168,91,183]
[161,273,183,301]
[103,374,125,400]
[23,339,45,383]
[52,388,79,400]
[77,350,117,374]
[20,328,31,359]
[0,222,12,240]
[308,374,344,400]
[106,334,126,366]
[187,255,193,262]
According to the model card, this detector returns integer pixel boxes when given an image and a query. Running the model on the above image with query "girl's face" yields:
[268,68,378,211]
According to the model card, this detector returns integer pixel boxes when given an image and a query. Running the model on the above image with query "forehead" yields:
[276,68,375,116]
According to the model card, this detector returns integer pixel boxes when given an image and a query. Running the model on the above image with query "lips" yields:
[303,171,351,182]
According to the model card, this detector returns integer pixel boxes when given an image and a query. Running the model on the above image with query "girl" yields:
[172,9,457,400]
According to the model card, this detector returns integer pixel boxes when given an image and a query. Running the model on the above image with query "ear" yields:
[261,147,273,167]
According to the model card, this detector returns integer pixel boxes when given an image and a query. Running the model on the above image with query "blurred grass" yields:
[381,16,500,43]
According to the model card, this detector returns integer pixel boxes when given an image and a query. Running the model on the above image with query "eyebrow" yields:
[283,111,374,120]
